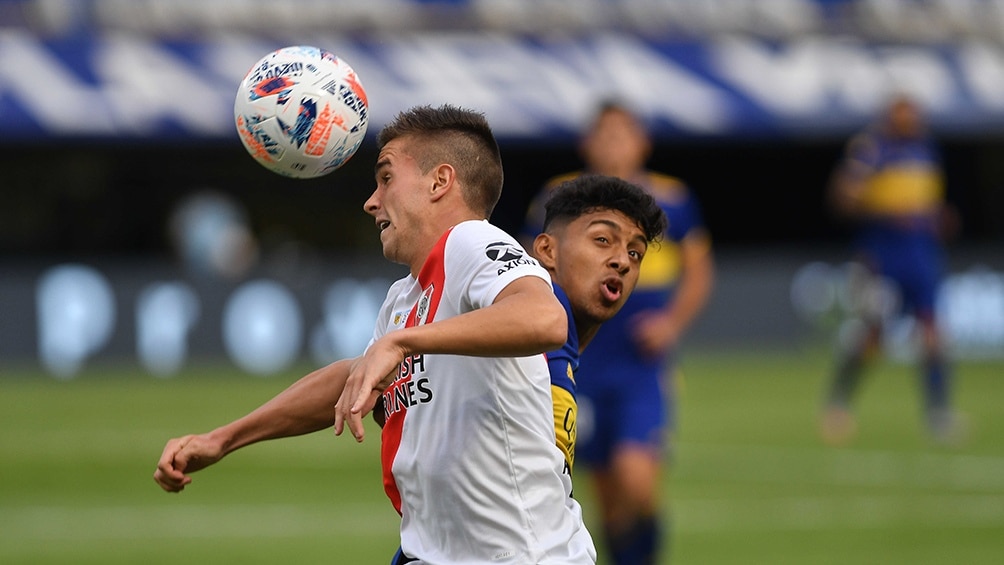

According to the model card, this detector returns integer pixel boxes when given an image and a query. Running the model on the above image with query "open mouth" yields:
[377,220,391,231]
[600,277,623,303]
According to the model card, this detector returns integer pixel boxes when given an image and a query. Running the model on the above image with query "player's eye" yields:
[629,249,644,260]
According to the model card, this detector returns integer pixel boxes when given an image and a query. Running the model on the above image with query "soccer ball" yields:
[234,45,369,179]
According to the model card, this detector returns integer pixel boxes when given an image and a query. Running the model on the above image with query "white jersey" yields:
[371,220,595,564]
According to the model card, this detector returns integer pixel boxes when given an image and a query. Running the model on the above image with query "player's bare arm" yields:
[403,275,566,357]
[829,160,873,217]
[334,275,566,441]
[632,232,714,357]
[154,359,353,492]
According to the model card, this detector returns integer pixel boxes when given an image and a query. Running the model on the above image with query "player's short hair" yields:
[591,99,645,129]
[542,174,667,243]
[378,104,503,217]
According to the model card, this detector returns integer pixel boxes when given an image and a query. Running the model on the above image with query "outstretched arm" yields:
[829,134,876,220]
[154,358,353,492]
[335,275,566,441]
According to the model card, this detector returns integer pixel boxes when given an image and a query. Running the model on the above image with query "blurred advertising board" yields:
[0,258,402,378]
[1,252,1001,379]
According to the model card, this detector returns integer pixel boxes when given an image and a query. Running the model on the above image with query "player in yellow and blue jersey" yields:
[821,94,965,446]
[523,102,715,565]
[531,175,668,487]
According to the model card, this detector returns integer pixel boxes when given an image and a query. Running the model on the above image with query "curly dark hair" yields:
[377,104,503,217]
[542,174,667,243]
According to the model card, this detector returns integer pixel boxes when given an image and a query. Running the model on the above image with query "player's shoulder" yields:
[845,128,882,159]
[447,220,525,261]
[552,282,573,313]
[382,276,418,311]
[543,171,586,191]
[451,219,508,238]
[643,172,691,203]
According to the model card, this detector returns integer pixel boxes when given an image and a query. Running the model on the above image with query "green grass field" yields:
[2,347,1002,564]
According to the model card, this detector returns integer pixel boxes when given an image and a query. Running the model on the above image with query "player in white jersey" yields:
[155,105,595,564]
[371,219,593,563]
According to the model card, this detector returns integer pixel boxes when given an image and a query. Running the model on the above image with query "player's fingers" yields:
[333,400,346,436]
[349,388,384,441]
[334,387,358,438]
[153,469,191,492]
[155,438,185,475]
[350,369,389,413]
[357,389,380,418]
[154,435,198,491]
[153,468,173,491]
[338,385,366,441]
[351,386,371,414]
[153,462,188,492]
[347,411,366,442]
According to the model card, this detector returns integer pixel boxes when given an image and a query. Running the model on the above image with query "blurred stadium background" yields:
[1,0,1003,563]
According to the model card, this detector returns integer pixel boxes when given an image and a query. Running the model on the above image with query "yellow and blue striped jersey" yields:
[546,283,579,474]
[846,129,944,218]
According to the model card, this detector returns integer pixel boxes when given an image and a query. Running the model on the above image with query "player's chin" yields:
[589,300,624,324]
[379,238,400,262]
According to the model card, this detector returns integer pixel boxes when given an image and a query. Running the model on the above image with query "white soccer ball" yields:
[234,45,369,179]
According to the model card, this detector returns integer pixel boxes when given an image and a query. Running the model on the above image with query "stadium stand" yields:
[6,0,1004,41]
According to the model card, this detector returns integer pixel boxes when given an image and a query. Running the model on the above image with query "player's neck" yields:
[407,214,484,277]
[576,319,601,352]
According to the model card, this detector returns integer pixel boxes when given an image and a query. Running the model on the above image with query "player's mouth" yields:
[377,220,391,232]
[600,277,623,303]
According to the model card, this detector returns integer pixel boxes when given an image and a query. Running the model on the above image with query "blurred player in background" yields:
[156,104,596,564]
[821,94,964,446]
[523,101,715,565]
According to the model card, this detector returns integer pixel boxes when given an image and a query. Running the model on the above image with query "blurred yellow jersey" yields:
[846,130,945,217]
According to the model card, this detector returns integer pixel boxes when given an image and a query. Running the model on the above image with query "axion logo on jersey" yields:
[485,241,524,262]
[486,241,540,276]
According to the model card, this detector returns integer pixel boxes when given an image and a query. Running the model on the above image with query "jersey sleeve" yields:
[663,188,707,243]
[445,220,552,310]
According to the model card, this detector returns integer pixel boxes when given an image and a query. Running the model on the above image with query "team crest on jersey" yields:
[415,284,434,326]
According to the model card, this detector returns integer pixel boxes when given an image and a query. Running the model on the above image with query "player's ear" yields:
[532,233,557,269]
[429,163,456,202]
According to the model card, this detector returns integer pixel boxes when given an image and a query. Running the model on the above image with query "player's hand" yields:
[334,338,402,442]
[153,433,224,493]
[631,310,680,359]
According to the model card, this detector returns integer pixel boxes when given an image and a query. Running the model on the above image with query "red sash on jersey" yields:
[381,228,450,514]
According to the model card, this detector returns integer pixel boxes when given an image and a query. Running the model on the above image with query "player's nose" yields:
[608,248,631,274]
[363,188,381,215]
